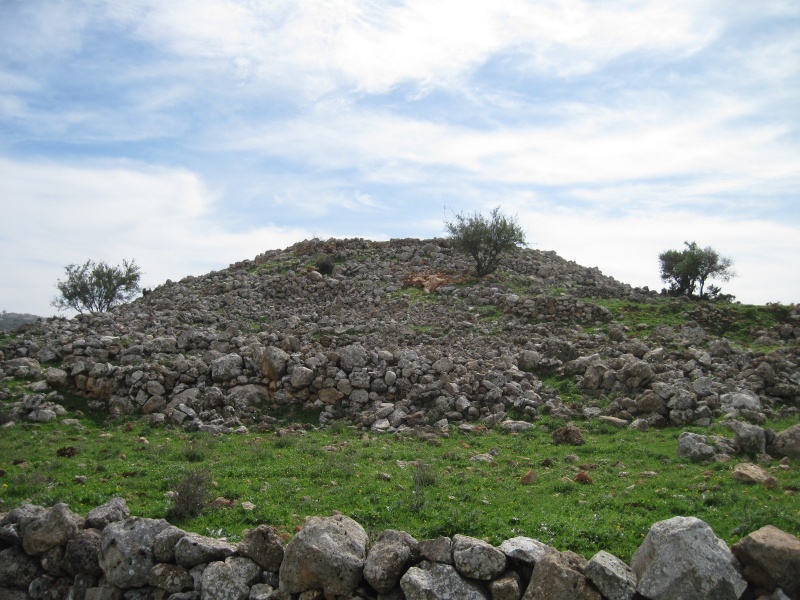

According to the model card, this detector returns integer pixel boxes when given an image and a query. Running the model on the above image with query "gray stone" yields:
[731,525,800,599]
[726,420,767,456]
[517,351,540,372]
[771,423,800,459]
[225,556,262,587]
[490,570,521,600]
[253,346,289,380]
[237,525,285,572]
[64,529,103,577]
[676,431,716,461]
[86,497,130,530]
[522,551,600,600]
[174,533,236,568]
[419,537,453,564]
[99,517,171,588]
[584,550,636,600]
[210,354,244,382]
[452,534,506,580]
[364,529,419,593]
[400,561,489,600]
[279,514,368,596]
[290,366,315,388]
[631,516,746,600]
[339,344,369,372]
[721,390,762,412]
[498,537,551,566]
[249,583,274,600]
[0,546,42,588]
[152,525,187,563]
[45,367,69,388]
[201,561,249,600]
[21,502,81,556]
[148,563,194,593]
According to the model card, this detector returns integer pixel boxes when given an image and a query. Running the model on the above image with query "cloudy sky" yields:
[2,1,799,317]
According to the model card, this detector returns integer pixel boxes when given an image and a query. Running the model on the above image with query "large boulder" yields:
[201,561,249,600]
[770,423,800,459]
[731,525,800,599]
[338,344,369,372]
[148,563,195,594]
[253,346,289,380]
[237,524,285,572]
[452,534,506,581]
[174,533,236,568]
[584,550,637,600]
[364,529,420,593]
[210,353,244,382]
[726,420,767,456]
[676,431,716,461]
[64,529,103,577]
[522,551,601,600]
[0,546,42,588]
[98,517,172,588]
[20,503,81,556]
[631,516,746,600]
[279,514,368,596]
[400,561,489,600]
[721,390,762,412]
[85,497,130,530]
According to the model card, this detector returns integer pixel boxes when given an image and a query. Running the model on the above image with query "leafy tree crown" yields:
[52,259,142,313]
[445,206,527,277]
[658,242,735,300]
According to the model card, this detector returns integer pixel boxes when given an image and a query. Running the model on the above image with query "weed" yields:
[166,468,213,521]
[410,462,435,513]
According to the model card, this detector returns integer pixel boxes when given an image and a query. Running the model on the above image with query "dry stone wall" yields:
[1,499,798,600]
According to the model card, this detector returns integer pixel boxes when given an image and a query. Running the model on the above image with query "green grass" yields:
[387,287,441,305]
[1,396,797,561]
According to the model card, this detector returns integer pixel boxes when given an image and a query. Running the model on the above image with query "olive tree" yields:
[658,242,735,299]
[52,259,142,313]
[445,206,527,277]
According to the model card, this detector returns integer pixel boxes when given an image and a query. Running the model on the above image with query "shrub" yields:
[445,206,527,277]
[166,467,212,521]
[52,259,142,313]
[316,254,335,275]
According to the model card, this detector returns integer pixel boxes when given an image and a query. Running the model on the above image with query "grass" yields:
[0,394,797,561]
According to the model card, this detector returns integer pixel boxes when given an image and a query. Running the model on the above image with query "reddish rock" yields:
[732,525,800,599]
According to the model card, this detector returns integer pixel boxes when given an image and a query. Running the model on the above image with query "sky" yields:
[1,1,799,317]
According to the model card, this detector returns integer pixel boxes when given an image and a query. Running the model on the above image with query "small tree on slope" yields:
[52,259,142,313]
[445,206,527,277]
[658,242,735,299]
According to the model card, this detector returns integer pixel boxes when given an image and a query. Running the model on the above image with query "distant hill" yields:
[0,312,41,331]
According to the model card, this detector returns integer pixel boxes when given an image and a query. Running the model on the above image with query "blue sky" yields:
[2,1,799,316]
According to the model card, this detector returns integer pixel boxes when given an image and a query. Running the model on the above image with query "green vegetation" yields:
[0,396,797,561]
[388,287,440,306]
[658,242,735,300]
[540,374,584,404]
[52,259,142,313]
[445,206,527,277]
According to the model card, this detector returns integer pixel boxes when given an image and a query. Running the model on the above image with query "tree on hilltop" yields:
[658,242,735,300]
[52,259,142,313]
[445,206,527,277]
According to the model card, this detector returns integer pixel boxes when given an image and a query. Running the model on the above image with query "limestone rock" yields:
[732,525,800,599]
[727,420,767,456]
[721,390,762,412]
[677,431,716,461]
[201,561,249,600]
[631,516,746,600]
[20,503,81,556]
[253,346,289,380]
[491,570,521,600]
[152,525,188,563]
[174,533,237,568]
[0,546,42,588]
[85,497,130,530]
[99,517,172,588]
[279,514,368,596]
[419,537,453,564]
[237,524,285,571]
[452,534,506,580]
[148,562,194,593]
[771,423,800,459]
[211,353,243,382]
[499,536,551,567]
[732,463,778,488]
[364,529,420,593]
[225,555,263,587]
[584,550,636,600]
[338,344,369,372]
[522,551,601,600]
[400,561,489,600]
[64,529,103,577]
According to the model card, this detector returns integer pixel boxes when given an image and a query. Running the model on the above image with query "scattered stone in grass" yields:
[56,446,78,457]
[520,470,538,484]
[241,502,256,511]
[210,497,237,509]
[542,457,555,467]
[74,475,87,484]
[564,454,580,463]
[575,471,593,484]
[378,472,391,481]
[579,463,599,471]
[732,463,778,489]
[639,471,658,478]
[553,424,585,446]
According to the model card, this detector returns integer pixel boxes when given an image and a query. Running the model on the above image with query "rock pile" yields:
[1,238,798,433]
[1,499,798,600]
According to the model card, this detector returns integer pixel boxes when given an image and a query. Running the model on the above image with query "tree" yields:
[52,259,142,313]
[445,206,527,277]
[658,242,735,299]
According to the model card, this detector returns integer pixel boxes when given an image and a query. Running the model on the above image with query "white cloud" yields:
[0,158,310,316]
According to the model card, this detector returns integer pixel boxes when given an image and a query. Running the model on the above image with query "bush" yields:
[316,254,335,275]
[166,467,212,521]
[445,206,527,277]
[52,259,142,313]
[658,242,735,300]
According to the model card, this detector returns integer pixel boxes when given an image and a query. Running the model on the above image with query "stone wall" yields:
[1,499,798,600]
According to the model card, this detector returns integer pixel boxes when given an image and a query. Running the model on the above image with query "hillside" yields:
[1,237,798,433]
